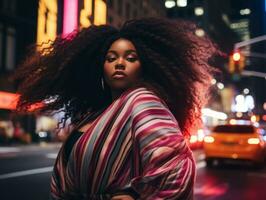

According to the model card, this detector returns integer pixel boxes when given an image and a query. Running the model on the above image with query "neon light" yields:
[37,0,58,51]
[63,0,78,37]
[0,91,43,111]
[94,0,107,25]
[79,0,107,28]
[0,91,19,110]
[80,0,93,28]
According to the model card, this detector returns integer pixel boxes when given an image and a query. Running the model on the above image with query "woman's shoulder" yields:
[124,87,162,103]
[123,87,168,111]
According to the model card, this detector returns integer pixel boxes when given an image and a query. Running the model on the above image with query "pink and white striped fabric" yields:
[51,87,195,200]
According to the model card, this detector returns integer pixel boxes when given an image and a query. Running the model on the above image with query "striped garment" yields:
[50,87,195,200]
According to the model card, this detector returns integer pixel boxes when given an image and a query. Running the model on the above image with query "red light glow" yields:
[0,91,43,111]
[233,52,241,61]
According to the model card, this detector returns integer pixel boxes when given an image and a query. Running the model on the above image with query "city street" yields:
[0,144,266,200]
[194,151,266,200]
[1,0,266,200]
[0,143,60,200]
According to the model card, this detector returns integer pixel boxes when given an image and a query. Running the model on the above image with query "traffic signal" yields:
[228,51,245,74]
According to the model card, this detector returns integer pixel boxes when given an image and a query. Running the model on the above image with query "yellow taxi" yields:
[203,122,266,167]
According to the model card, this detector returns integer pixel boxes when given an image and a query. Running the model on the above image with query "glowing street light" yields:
[195,29,205,37]
[195,7,204,16]
[217,82,224,90]
[165,0,175,8]
[211,78,217,85]
[243,88,249,94]
[176,0,187,7]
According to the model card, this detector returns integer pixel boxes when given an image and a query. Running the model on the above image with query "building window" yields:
[6,27,16,71]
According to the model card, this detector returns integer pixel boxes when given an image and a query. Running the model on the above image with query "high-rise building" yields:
[0,0,38,91]
[166,0,266,118]
[166,0,239,52]
[107,0,166,27]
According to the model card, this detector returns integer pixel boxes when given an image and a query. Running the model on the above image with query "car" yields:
[36,130,52,142]
[203,124,266,167]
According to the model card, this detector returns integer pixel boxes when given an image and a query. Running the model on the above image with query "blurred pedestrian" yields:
[13,18,218,199]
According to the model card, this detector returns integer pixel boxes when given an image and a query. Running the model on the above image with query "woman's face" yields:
[103,38,142,94]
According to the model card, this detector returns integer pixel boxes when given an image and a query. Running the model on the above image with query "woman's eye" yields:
[106,57,116,62]
[126,57,138,62]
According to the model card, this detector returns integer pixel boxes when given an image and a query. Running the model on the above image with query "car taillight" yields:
[247,138,260,145]
[190,135,198,143]
[204,136,215,143]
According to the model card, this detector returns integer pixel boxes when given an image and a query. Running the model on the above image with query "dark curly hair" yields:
[13,18,219,136]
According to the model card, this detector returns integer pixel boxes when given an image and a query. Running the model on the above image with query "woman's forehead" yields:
[107,38,137,52]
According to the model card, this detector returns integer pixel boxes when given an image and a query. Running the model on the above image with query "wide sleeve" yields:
[129,93,196,200]
[50,148,66,200]
[50,135,81,200]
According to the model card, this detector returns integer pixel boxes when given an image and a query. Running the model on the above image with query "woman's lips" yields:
[112,71,127,79]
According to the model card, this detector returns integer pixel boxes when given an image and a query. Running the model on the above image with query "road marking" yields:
[196,161,206,169]
[0,166,53,180]
[0,147,21,153]
[46,153,58,159]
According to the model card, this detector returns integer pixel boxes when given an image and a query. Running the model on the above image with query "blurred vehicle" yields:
[203,124,266,167]
[36,130,52,142]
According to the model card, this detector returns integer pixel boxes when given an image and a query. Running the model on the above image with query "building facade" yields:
[107,0,166,27]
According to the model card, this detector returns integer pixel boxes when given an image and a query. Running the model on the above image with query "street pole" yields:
[234,35,266,79]
[234,35,266,50]
[241,70,266,79]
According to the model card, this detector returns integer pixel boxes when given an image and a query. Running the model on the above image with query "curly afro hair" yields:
[13,18,219,136]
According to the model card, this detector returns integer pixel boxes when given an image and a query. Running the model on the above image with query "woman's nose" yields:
[115,63,125,70]
[115,57,125,69]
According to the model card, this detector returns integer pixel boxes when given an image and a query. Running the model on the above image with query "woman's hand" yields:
[111,194,135,200]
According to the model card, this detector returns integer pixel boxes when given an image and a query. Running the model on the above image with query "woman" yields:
[14,18,218,199]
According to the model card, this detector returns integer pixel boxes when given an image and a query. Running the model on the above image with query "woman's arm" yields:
[128,93,196,200]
